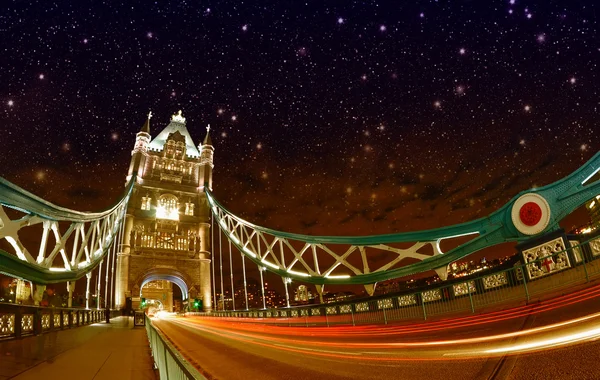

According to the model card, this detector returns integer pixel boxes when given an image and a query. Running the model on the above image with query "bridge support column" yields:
[31,284,46,306]
[115,214,134,310]
[315,284,324,304]
[85,272,92,309]
[283,278,291,308]
[67,281,75,308]
[434,266,448,281]
[96,260,103,309]
[199,222,212,312]
[364,283,376,297]
[259,266,266,309]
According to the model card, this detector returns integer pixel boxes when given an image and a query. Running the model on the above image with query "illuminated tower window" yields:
[141,196,152,210]
[185,202,195,216]
[157,194,179,220]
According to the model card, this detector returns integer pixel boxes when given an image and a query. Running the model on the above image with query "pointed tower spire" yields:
[128,112,152,183]
[199,124,215,190]
[203,124,213,146]
[140,111,152,134]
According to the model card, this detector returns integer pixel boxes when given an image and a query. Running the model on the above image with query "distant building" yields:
[294,285,309,302]
[587,195,600,231]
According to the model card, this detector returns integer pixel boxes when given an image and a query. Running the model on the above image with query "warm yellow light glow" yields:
[156,205,179,220]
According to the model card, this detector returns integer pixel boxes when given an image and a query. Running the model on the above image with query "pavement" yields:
[0,316,156,380]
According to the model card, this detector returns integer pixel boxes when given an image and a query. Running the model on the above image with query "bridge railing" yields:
[191,232,600,326]
[0,303,120,339]
[145,315,206,380]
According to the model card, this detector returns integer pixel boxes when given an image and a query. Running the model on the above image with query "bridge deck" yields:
[0,316,156,380]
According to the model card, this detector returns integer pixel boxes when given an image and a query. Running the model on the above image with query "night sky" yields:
[1,1,598,285]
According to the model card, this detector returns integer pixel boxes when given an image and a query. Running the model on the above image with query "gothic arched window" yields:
[156,194,179,220]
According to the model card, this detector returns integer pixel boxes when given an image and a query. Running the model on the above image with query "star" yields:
[459,48,466,55]
[147,32,153,39]
[434,100,442,108]
[39,74,45,80]
[569,77,576,84]
[537,34,546,43]
[231,115,237,121]
[242,24,248,31]
[379,25,386,32]
[111,132,119,141]
[337,17,344,24]
[7,100,14,106]
[524,105,531,112]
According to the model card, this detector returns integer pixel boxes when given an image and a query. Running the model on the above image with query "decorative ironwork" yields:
[205,152,600,286]
[0,314,15,337]
[0,174,132,284]
[42,314,50,330]
[422,289,442,303]
[522,237,571,280]
[21,314,33,333]
[589,237,600,257]
[377,298,393,309]
[311,308,321,316]
[398,294,417,306]
[355,302,369,312]
[569,240,584,263]
[326,306,337,315]
[453,280,477,296]
[483,272,508,290]
[54,314,61,328]
[339,304,352,313]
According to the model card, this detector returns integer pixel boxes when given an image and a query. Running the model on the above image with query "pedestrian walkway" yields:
[0,316,156,380]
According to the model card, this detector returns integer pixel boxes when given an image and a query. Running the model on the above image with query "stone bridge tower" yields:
[115,111,213,311]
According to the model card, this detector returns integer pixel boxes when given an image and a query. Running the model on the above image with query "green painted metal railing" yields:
[206,151,600,284]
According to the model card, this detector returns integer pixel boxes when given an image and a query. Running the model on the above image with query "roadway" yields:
[152,283,600,380]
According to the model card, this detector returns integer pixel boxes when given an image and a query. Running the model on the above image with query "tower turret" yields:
[127,112,152,182]
[199,124,214,191]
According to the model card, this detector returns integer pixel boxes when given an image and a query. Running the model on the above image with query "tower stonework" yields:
[115,111,213,312]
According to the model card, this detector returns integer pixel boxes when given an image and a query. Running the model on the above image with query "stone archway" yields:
[133,268,193,312]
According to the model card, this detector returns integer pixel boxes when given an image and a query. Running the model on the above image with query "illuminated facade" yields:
[587,195,600,230]
[115,111,214,311]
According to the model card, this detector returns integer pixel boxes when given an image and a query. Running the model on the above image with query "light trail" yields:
[152,283,600,367]
[183,282,600,340]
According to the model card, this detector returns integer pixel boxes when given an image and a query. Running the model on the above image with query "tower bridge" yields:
[1,112,600,378]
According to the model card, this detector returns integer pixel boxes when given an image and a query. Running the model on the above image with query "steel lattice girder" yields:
[206,151,600,285]
[0,176,134,284]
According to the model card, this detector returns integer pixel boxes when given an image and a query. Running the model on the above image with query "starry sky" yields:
[1,1,599,286]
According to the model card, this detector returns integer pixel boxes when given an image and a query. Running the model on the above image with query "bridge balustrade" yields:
[0,304,120,340]
[145,315,205,380]
[189,235,600,326]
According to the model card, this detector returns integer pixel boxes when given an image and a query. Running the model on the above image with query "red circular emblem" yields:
[519,202,542,226]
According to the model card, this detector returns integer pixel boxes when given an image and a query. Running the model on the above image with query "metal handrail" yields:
[145,315,206,380]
